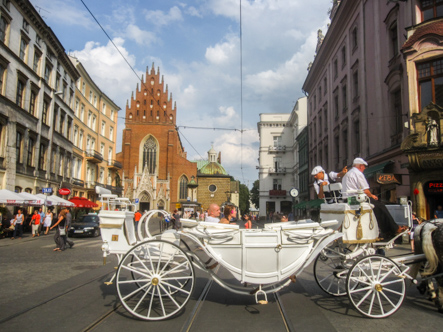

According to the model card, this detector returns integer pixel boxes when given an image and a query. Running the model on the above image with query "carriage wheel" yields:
[314,243,353,296]
[116,240,195,321]
[346,255,405,318]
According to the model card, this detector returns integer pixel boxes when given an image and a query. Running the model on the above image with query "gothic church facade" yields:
[116,64,197,212]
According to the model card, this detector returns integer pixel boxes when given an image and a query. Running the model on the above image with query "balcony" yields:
[85,149,103,164]
[268,145,286,153]
[269,167,287,175]
[106,185,123,195]
[107,159,122,170]
[72,178,85,187]
[269,190,287,197]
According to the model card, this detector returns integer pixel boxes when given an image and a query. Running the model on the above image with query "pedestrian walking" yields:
[50,210,67,251]
[30,209,41,237]
[64,208,74,249]
[11,209,24,240]
[43,209,53,235]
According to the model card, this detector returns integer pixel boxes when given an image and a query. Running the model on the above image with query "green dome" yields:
[199,162,227,175]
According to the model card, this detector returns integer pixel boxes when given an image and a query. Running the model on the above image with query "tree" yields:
[238,183,250,214]
[250,180,259,209]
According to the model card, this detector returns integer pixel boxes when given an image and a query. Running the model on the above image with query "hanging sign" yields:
[376,173,401,185]
[58,188,71,195]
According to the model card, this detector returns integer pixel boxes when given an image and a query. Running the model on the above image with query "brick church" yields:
[116,64,197,212]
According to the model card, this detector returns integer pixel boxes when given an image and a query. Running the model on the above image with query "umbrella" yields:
[0,189,26,205]
[17,192,45,206]
[68,196,98,208]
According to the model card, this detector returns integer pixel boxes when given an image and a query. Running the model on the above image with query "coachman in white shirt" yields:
[342,158,408,239]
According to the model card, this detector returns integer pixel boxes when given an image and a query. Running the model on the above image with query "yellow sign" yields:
[176,203,181,209]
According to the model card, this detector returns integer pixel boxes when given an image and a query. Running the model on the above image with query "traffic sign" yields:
[135,198,139,203]
[42,187,52,194]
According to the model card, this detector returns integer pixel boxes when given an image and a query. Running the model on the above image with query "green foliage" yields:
[238,183,250,214]
[250,180,259,209]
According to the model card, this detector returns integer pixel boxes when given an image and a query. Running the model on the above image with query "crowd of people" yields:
[0,207,74,252]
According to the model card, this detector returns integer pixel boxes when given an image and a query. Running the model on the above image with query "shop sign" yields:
[426,182,443,194]
[58,188,71,195]
[376,173,401,185]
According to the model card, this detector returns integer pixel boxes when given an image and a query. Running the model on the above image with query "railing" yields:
[85,149,103,163]
[72,178,84,187]
[107,159,122,169]
[269,167,287,174]
[268,145,286,153]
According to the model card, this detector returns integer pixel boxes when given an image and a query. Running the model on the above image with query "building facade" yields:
[302,0,443,211]
[69,55,122,202]
[117,64,197,212]
[0,0,79,196]
[257,97,307,219]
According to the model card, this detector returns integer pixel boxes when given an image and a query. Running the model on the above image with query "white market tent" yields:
[17,192,45,206]
[36,194,74,207]
[0,189,26,205]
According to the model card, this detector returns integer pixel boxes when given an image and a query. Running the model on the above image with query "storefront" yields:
[401,104,443,220]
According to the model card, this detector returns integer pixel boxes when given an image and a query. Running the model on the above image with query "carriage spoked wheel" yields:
[314,243,353,296]
[116,240,195,321]
[346,255,405,318]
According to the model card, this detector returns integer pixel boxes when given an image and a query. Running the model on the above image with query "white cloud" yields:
[144,6,183,27]
[125,24,156,46]
[205,40,236,65]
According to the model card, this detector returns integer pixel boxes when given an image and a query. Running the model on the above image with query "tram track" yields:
[0,270,113,325]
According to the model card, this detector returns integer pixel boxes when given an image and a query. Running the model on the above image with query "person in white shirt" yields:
[311,165,347,199]
[205,203,221,223]
[341,157,407,238]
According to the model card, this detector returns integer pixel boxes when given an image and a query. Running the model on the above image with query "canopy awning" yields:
[0,189,25,205]
[293,201,307,209]
[17,192,45,206]
[69,197,98,208]
[37,194,75,207]
[306,199,324,209]
[364,161,394,179]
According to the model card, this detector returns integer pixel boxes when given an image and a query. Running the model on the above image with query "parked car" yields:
[68,214,100,237]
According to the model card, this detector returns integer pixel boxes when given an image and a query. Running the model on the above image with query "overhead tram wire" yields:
[239,0,245,184]
[79,0,161,104]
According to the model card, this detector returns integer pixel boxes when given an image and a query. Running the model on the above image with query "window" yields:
[110,109,114,120]
[93,95,97,107]
[102,102,106,114]
[80,104,85,122]
[333,59,338,79]
[79,130,84,148]
[19,37,28,61]
[390,22,398,58]
[108,147,113,161]
[82,82,85,95]
[92,115,96,131]
[38,144,46,170]
[109,127,114,141]
[39,99,48,125]
[101,121,105,136]
[59,112,65,134]
[273,136,282,148]
[74,126,78,146]
[33,51,41,73]
[22,19,29,33]
[143,137,157,174]
[421,0,443,21]
[99,167,104,184]
[16,132,22,164]
[44,64,51,82]
[341,45,346,68]
[319,86,322,100]
[100,143,105,156]
[333,89,339,119]
[273,179,282,190]
[342,84,347,112]
[417,58,443,110]
[324,77,327,95]
[16,79,25,107]
[89,91,92,103]
[392,89,403,136]
[0,63,5,94]
[0,15,9,44]
[67,118,72,139]
[87,111,92,127]
[354,120,360,155]
[273,156,282,170]
[352,27,358,50]
[179,176,188,200]
[353,70,359,100]
[75,99,79,117]
[27,137,34,167]
[29,90,37,116]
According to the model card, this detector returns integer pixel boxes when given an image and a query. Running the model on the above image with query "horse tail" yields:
[421,222,439,276]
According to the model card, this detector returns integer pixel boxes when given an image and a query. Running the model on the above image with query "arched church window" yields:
[143,137,157,174]
[179,176,188,200]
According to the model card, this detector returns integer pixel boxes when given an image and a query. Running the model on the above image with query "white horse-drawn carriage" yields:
[96,186,430,320]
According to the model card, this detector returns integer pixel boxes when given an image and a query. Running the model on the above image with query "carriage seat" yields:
[183,221,240,245]
[322,182,343,203]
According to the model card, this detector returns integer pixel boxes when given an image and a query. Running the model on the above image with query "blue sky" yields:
[29,0,331,188]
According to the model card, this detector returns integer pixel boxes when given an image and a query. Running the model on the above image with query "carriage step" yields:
[104,282,113,285]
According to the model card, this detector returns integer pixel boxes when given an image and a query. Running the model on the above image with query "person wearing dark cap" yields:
[311,165,347,199]
[342,157,407,239]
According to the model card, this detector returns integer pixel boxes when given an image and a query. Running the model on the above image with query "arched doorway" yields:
[139,191,151,212]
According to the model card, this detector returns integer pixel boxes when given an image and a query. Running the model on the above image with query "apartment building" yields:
[69,56,121,202]
[0,0,79,195]
[257,97,307,219]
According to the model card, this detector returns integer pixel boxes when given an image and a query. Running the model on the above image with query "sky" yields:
[29,0,331,188]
